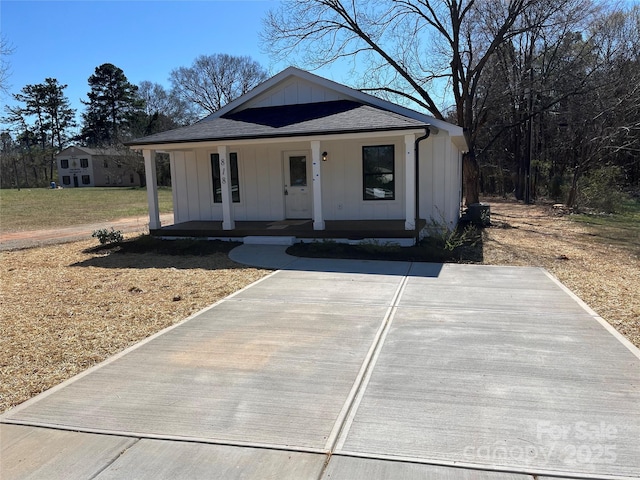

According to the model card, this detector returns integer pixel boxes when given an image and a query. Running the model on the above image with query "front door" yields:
[284,154,312,218]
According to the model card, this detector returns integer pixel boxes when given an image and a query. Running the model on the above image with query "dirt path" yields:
[0,213,174,251]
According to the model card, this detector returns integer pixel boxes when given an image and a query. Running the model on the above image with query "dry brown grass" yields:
[483,198,640,348]
[0,238,269,413]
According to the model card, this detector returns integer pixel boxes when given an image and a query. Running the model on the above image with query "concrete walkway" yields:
[2,249,639,479]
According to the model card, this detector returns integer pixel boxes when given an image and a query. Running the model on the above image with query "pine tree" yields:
[80,63,144,146]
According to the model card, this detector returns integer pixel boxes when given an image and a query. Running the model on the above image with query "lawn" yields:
[0,187,173,233]
[570,200,640,256]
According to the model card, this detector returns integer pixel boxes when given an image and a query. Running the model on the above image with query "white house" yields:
[56,146,142,188]
[126,67,467,245]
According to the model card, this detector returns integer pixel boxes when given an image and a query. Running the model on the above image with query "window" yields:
[363,145,395,200]
[80,158,89,168]
[103,160,109,168]
[62,176,71,185]
[117,162,122,168]
[105,175,110,185]
[130,174,134,183]
[60,159,69,169]
[211,153,240,203]
[82,175,91,185]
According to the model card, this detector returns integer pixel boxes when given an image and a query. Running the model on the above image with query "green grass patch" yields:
[570,199,640,255]
[0,187,173,232]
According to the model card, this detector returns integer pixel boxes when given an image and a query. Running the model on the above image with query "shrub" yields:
[576,166,630,214]
[428,218,479,252]
[92,227,123,245]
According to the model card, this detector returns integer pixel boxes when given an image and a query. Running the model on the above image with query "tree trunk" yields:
[13,158,20,190]
[566,169,580,208]
[463,152,480,205]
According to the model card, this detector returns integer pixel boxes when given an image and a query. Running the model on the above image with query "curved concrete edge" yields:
[228,244,299,270]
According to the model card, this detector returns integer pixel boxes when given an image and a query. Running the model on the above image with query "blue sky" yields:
[0,0,349,129]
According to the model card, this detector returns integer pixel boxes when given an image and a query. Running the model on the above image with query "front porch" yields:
[151,219,427,245]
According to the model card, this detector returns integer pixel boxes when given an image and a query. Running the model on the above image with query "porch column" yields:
[143,149,160,230]
[217,145,235,230]
[311,140,325,230]
[404,134,416,230]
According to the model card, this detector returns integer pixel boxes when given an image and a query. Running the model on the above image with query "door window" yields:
[289,156,307,186]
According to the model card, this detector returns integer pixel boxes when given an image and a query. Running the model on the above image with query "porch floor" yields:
[151,219,426,241]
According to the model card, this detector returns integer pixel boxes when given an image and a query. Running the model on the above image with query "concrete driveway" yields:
[2,253,639,479]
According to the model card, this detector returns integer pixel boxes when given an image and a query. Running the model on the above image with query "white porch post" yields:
[405,134,416,230]
[311,140,325,230]
[143,149,160,230]
[217,145,235,230]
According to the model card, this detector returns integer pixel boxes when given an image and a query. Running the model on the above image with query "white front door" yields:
[284,154,312,218]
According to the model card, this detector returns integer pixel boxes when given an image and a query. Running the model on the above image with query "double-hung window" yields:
[363,145,395,200]
[211,153,240,203]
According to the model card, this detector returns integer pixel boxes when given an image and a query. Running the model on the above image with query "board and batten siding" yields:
[171,146,289,223]
[169,135,460,225]
[241,77,350,110]
[319,138,406,221]
[419,134,462,227]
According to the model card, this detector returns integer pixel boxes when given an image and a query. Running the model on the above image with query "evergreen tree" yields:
[80,63,144,146]
[4,78,75,182]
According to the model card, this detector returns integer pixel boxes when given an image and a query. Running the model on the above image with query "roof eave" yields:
[125,126,430,149]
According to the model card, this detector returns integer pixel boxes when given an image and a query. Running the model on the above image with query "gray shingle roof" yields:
[125,100,428,146]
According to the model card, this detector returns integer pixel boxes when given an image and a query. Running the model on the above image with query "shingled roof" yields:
[126,100,428,147]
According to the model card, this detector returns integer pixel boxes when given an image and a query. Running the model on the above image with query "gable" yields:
[127,67,467,151]
[57,146,93,158]
[240,77,353,111]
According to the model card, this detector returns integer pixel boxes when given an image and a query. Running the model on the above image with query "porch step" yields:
[243,236,297,246]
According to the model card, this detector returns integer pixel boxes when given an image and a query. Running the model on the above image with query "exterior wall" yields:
[56,147,141,188]
[172,144,300,223]
[319,137,406,221]
[170,137,410,223]
[91,155,141,187]
[169,134,462,226]
[57,151,95,188]
[419,134,462,228]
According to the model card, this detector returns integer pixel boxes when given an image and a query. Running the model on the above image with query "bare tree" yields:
[138,81,198,127]
[0,35,14,95]
[264,0,594,204]
[169,54,268,117]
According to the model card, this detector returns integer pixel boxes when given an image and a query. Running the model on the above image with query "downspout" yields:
[414,127,431,242]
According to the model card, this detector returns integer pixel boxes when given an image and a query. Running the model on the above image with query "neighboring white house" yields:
[56,146,141,188]
[126,67,467,244]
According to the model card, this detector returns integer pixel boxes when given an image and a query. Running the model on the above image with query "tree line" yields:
[0,54,267,189]
[265,0,639,211]
[3,2,638,212]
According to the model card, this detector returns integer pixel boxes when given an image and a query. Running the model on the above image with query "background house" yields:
[56,146,142,188]
[127,67,468,244]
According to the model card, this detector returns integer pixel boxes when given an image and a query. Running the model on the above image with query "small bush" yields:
[428,218,479,252]
[576,166,630,214]
[92,228,124,245]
